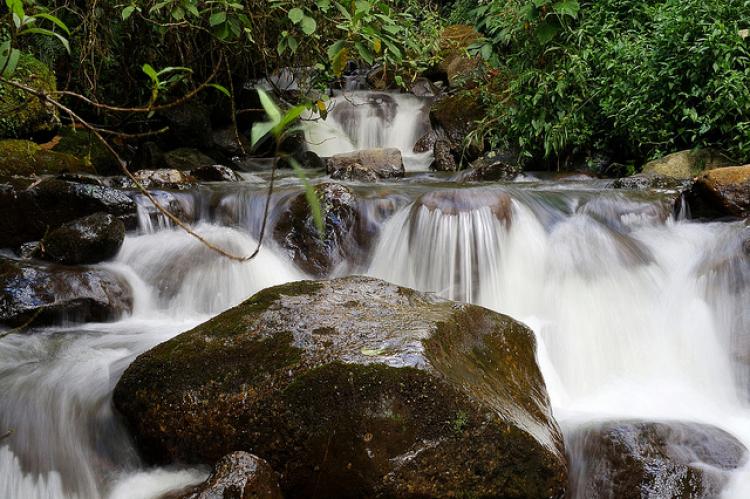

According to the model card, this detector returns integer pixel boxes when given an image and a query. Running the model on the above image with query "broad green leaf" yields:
[535,21,561,45]
[209,11,226,26]
[251,121,274,147]
[122,5,136,20]
[288,157,324,236]
[327,40,346,61]
[0,41,20,77]
[257,88,282,126]
[288,7,304,24]
[553,0,580,18]
[208,83,230,97]
[355,42,374,64]
[300,15,317,35]
[141,63,159,84]
[33,13,70,35]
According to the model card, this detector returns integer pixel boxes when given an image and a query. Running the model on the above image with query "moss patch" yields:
[0,139,92,177]
[0,54,58,139]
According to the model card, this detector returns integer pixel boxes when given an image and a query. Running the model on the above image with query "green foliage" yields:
[456,0,750,166]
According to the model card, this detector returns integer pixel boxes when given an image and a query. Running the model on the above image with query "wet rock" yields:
[113,276,567,498]
[131,142,166,172]
[164,148,217,171]
[330,162,379,182]
[327,148,405,180]
[112,169,197,190]
[0,178,137,248]
[273,183,362,276]
[190,165,240,182]
[0,257,132,327]
[409,77,441,98]
[456,150,522,182]
[0,139,92,177]
[685,165,750,219]
[179,452,282,499]
[413,131,437,155]
[436,25,483,88]
[51,127,121,175]
[611,173,692,191]
[430,92,484,165]
[567,420,747,499]
[642,149,732,179]
[161,102,214,149]
[0,54,59,139]
[211,127,250,158]
[41,213,125,265]
[432,139,458,171]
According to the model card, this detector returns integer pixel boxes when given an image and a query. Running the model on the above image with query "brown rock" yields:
[327,148,405,180]
[180,452,282,499]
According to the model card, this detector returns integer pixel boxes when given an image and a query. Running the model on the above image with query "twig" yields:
[0,430,12,441]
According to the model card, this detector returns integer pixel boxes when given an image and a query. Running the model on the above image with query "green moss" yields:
[0,54,58,139]
[52,127,121,175]
[0,139,92,177]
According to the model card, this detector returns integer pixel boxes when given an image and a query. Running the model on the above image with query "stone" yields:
[456,150,522,181]
[432,139,457,171]
[179,452,282,499]
[436,25,483,88]
[111,169,197,191]
[211,127,250,158]
[327,148,405,180]
[685,165,750,219]
[642,149,732,179]
[611,173,692,191]
[113,276,567,498]
[430,92,485,165]
[273,183,363,276]
[160,102,214,149]
[0,139,92,177]
[131,141,166,172]
[0,54,59,139]
[51,127,121,175]
[164,148,217,171]
[0,178,137,248]
[190,164,240,182]
[567,420,747,499]
[41,213,125,265]
[0,257,132,327]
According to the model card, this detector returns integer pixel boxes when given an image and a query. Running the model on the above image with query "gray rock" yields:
[327,148,405,180]
[41,213,125,265]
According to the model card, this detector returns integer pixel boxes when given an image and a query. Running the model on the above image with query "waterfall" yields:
[303,91,434,171]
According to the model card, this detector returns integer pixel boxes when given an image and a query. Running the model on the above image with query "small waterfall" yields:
[303,91,434,171]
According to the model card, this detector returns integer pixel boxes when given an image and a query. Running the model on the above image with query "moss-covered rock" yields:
[642,149,732,179]
[113,276,567,498]
[685,165,750,219]
[0,139,92,177]
[179,452,282,499]
[51,127,121,175]
[436,25,483,88]
[41,212,125,265]
[430,91,485,166]
[567,420,747,499]
[0,54,59,139]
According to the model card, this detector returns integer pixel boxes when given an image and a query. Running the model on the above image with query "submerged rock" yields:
[685,165,750,219]
[190,164,240,182]
[567,420,748,499]
[642,149,731,179]
[41,213,125,265]
[273,183,362,276]
[0,178,136,248]
[327,148,405,180]
[0,257,132,327]
[179,452,282,499]
[114,276,567,498]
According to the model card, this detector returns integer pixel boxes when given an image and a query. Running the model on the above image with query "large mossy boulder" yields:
[436,25,483,88]
[41,212,125,264]
[642,149,731,179]
[51,127,121,175]
[0,54,59,139]
[114,276,567,498]
[567,420,747,499]
[430,91,485,166]
[327,148,405,180]
[0,139,92,177]
[273,183,363,276]
[179,452,282,499]
[685,165,750,219]
[0,257,132,327]
[0,178,136,248]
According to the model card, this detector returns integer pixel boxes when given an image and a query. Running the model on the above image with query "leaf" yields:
[0,42,20,77]
[18,28,70,53]
[208,83,230,97]
[257,88,282,127]
[300,15,317,35]
[209,11,226,26]
[361,347,385,356]
[33,13,71,35]
[141,63,159,84]
[331,47,348,76]
[288,7,304,24]
[553,0,580,18]
[122,5,136,20]
[326,40,346,61]
[275,104,307,137]
[251,121,274,147]
[288,157,324,237]
[535,21,561,45]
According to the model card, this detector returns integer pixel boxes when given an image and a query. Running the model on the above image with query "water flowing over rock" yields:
[567,420,748,499]
[113,276,567,498]
[0,257,132,327]
[686,165,750,219]
[178,452,282,499]
[0,178,136,248]
[40,212,125,265]
[327,148,405,180]
[190,164,240,182]
[455,150,522,182]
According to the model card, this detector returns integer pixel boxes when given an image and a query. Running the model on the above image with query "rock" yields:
[51,127,121,175]
[409,77,441,98]
[327,148,405,180]
[430,92,484,165]
[0,54,59,139]
[567,420,747,499]
[0,139,92,177]
[131,142,166,171]
[413,131,437,154]
[41,213,125,265]
[642,149,732,179]
[111,169,197,190]
[0,257,132,327]
[432,139,458,171]
[179,452,282,499]
[273,183,362,276]
[160,102,213,149]
[113,276,567,498]
[456,151,522,181]
[685,165,750,219]
[330,162,379,182]
[0,178,137,248]
[611,173,692,191]
[164,148,217,171]
[190,165,240,182]
[211,127,250,159]
[436,25,483,88]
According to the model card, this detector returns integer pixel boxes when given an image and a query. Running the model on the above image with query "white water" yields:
[303,91,434,171]
[2,181,749,498]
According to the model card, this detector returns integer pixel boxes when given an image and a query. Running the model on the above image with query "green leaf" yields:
[535,21,561,45]
[553,0,580,18]
[122,5,136,20]
[327,40,346,61]
[300,15,317,35]
[209,11,226,26]
[288,7,304,24]
[141,63,159,84]
[251,121,274,147]
[18,28,70,53]
[0,41,20,77]
[33,12,71,35]
[355,42,374,64]
[208,83,230,97]
[288,157,324,237]
[257,88,282,126]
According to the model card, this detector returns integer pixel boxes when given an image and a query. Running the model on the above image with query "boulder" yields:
[685,165,750,219]
[611,173,692,191]
[0,257,132,327]
[456,151,522,182]
[211,127,250,158]
[432,139,458,171]
[436,25,483,88]
[0,178,137,248]
[642,149,732,179]
[41,213,125,264]
[409,77,441,98]
[179,452,282,499]
[51,127,121,175]
[0,139,92,177]
[273,183,362,276]
[567,420,748,499]
[113,276,567,498]
[190,164,240,182]
[131,141,166,172]
[327,148,405,180]
[112,169,197,191]
[430,92,485,165]
[0,54,59,139]
[164,148,217,171]
[160,102,214,149]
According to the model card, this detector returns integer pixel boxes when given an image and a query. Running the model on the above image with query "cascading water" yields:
[303,90,434,171]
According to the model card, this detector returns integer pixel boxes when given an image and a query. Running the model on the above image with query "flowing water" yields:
[2,93,750,498]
